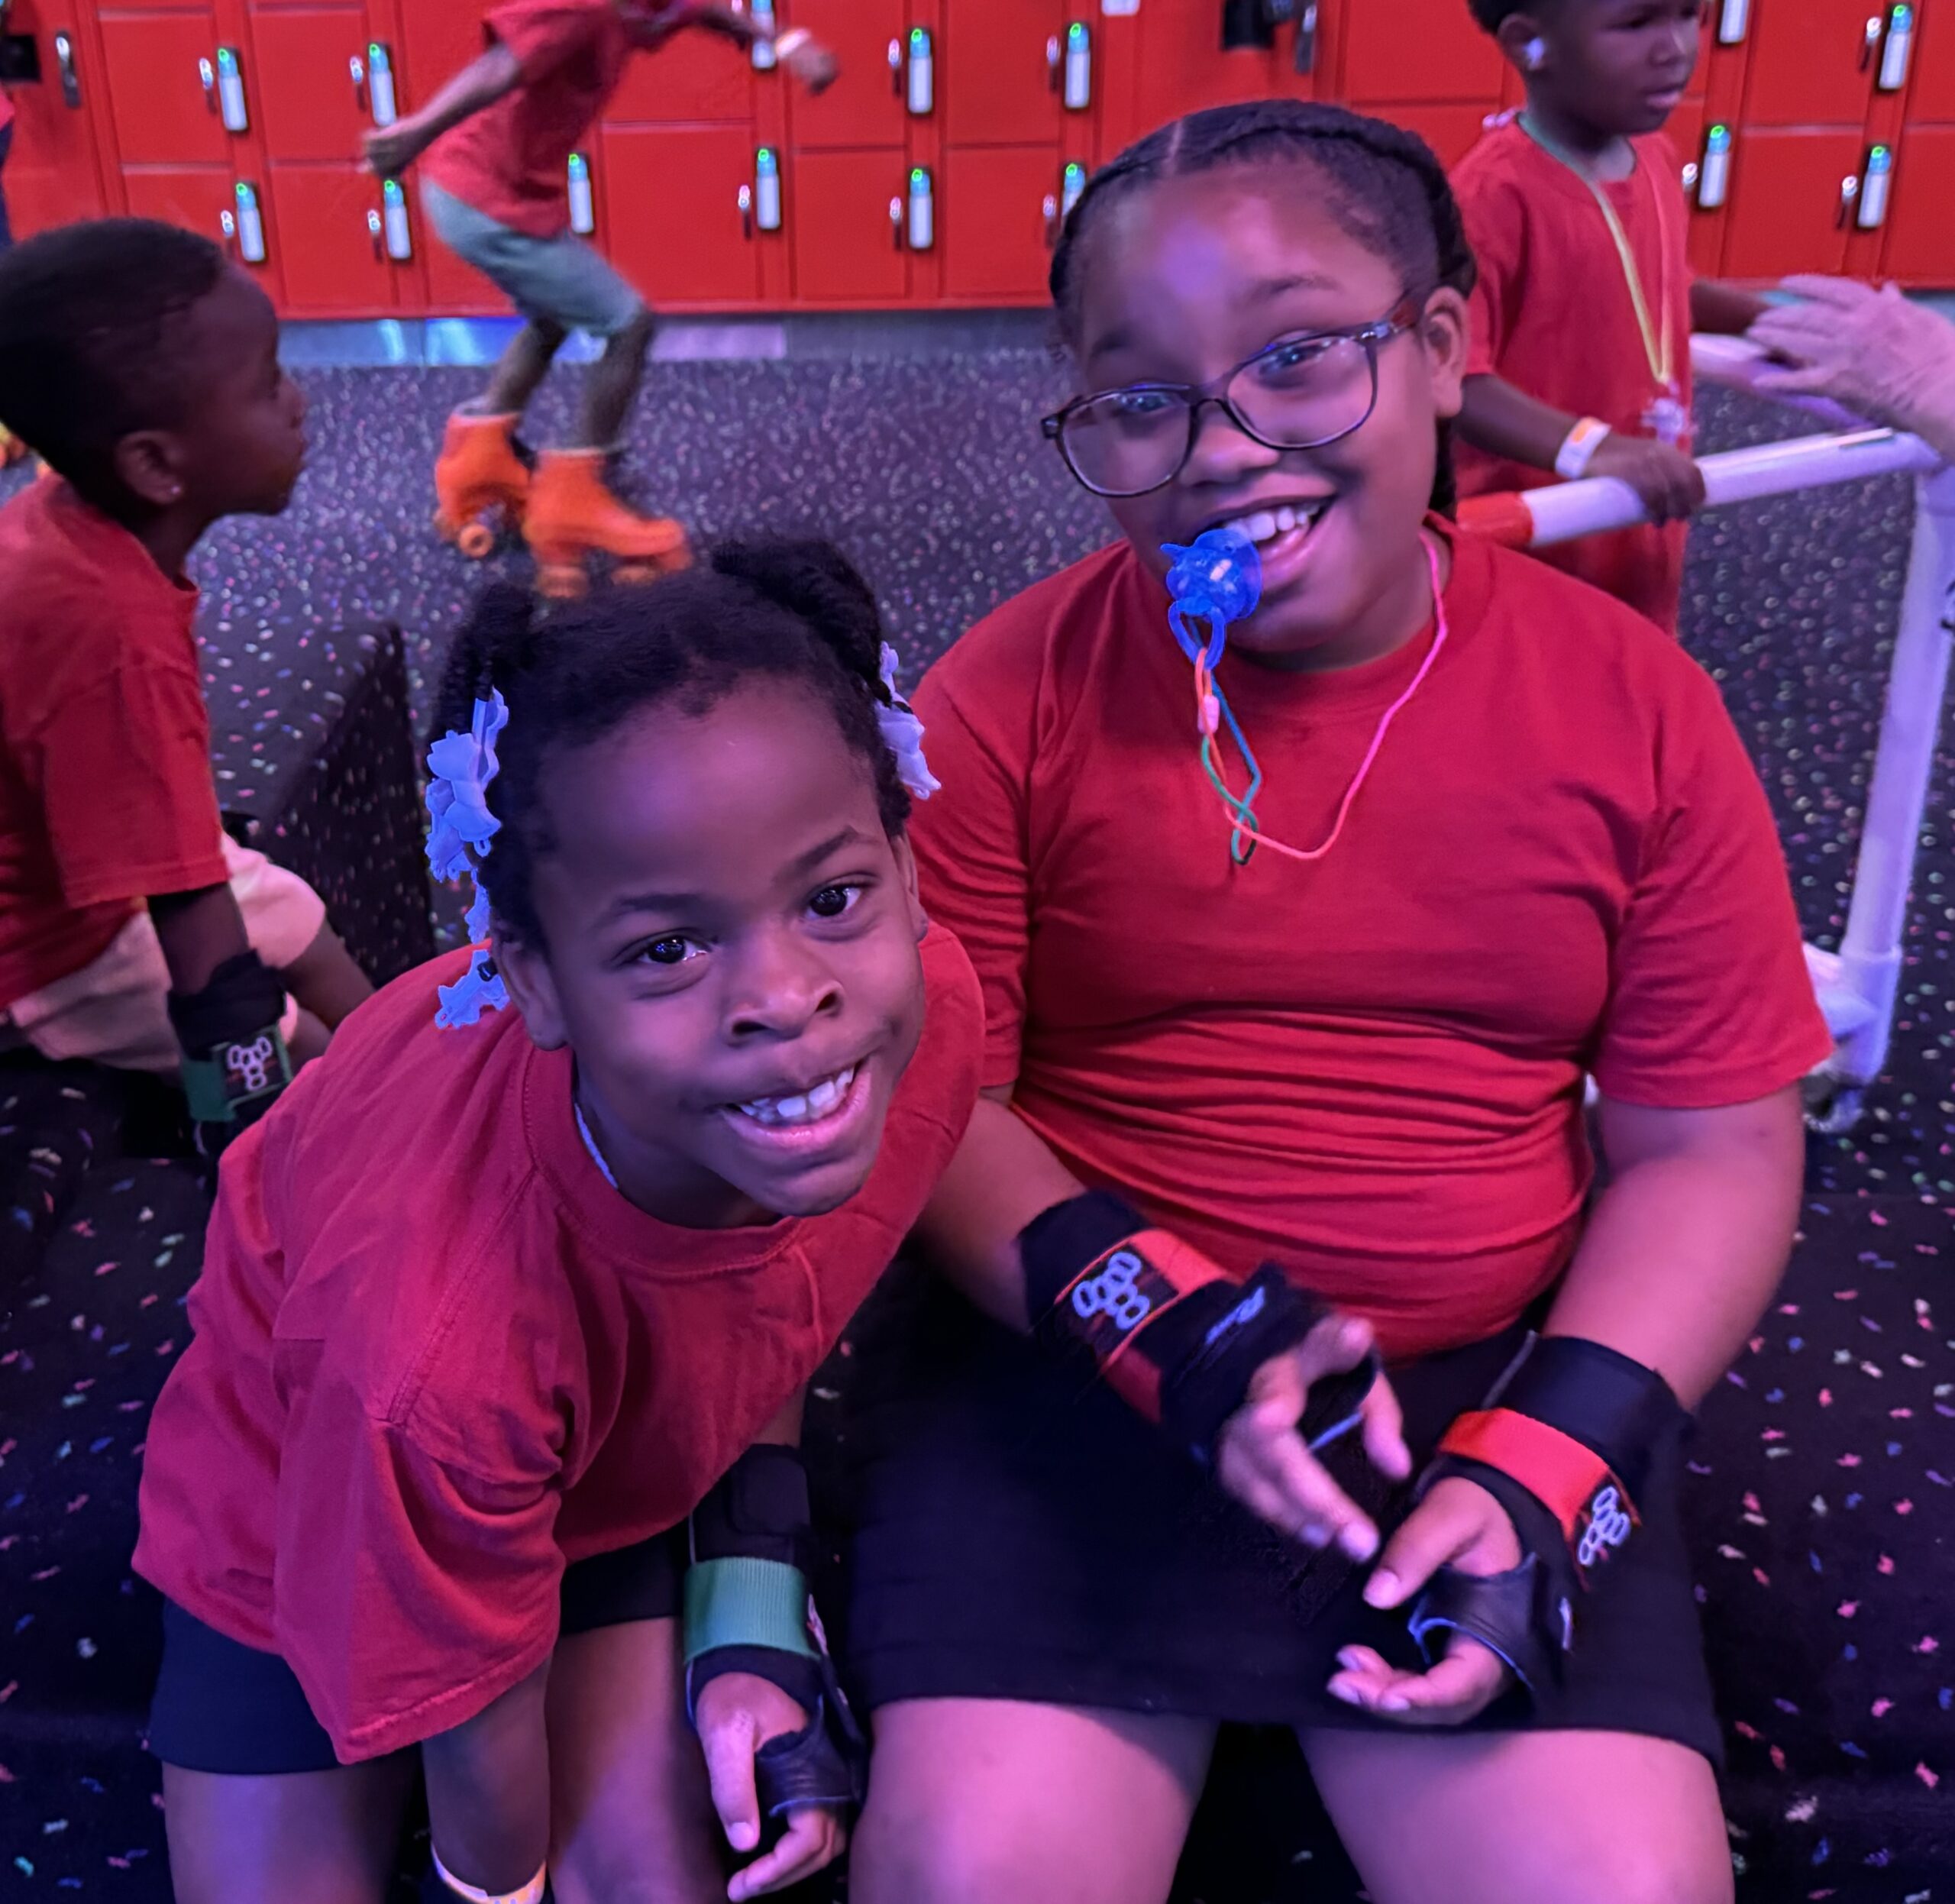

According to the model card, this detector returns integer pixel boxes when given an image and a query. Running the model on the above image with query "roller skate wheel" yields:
[613,561,662,585]
[537,562,588,600]
[457,521,497,560]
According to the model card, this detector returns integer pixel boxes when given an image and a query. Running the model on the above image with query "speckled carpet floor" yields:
[1,358,1950,1901]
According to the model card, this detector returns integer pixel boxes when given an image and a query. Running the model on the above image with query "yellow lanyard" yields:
[1519,113,1675,393]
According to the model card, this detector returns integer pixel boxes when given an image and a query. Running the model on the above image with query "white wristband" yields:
[775,27,811,57]
[1554,416,1612,480]
[431,1851,547,1904]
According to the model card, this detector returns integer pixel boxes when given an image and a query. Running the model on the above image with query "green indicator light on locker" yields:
[215,46,249,132]
[1063,22,1091,110]
[1061,162,1086,220]
[1879,5,1914,90]
[1858,145,1893,231]
[382,176,412,259]
[567,153,595,235]
[1698,124,1731,209]
[755,148,782,231]
[908,167,934,251]
[367,44,397,125]
[907,27,933,114]
[233,182,266,263]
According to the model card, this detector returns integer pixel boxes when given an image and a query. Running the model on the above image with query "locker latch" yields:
[215,46,248,133]
[1876,4,1915,92]
[53,29,79,107]
[907,27,933,115]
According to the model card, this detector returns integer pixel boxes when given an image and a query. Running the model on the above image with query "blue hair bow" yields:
[425,687,512,1026]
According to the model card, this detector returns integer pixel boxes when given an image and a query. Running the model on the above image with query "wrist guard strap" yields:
[429,1852,545,1904]
[167,950,292,1128]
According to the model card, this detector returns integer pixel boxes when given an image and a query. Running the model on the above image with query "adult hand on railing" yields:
[1747,277,1955,465]
[1585,435,1707,524]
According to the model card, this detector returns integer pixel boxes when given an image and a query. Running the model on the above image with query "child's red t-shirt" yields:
[908,529,1828,1363]
[422,0,633,237]
[1452,118,1695,632]
[134,926,982,1762]
[0,478,229,1012]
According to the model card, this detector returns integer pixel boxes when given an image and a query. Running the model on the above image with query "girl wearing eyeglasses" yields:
[839,101,1824,1904]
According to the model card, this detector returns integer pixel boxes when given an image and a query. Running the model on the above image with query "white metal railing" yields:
[1459,338,1955,1130]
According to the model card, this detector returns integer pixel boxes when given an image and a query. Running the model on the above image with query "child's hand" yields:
[695,1671,848,1901]
[362,124,424,178]
[1213,1314,1412,1559]
[784,37,839,94]
[1323,1475,1521,1726]
[1585,435,1707,523]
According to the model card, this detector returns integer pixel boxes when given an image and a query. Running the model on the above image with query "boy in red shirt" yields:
[362,1,836,594]
[0,220,370,1144]
[136,541,981,1902]
[1451,0,1767,630]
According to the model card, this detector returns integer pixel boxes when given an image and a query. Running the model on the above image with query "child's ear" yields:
[1417,286,1472,423]
[112,431,191,509]
[1495,11,1550,75]
[891,833,929,943]
[493,929,570,1050]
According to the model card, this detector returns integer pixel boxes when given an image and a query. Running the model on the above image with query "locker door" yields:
[942,145,1058,301]
[95,11,230,163]
[601,124,762,303]
[606,27,751,123]
[1904,0,1955,120]
[944,0,1064,147]
[1343,1,1505,107]
[790,149,908,302]
[1719,128,1862,277]
[121,167,280,300]
[1743,0,1881,126]
[1368,103,1498,170]
[265,165,397,312]
[1119,11,1285,150]
[1881,126,1955,280]
[396,0,483,111]
[422,225,507,313]
[785,0,906,150]
[251,7,369,163]
[0,5,110,233]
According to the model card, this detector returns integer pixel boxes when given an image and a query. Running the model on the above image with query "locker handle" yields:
[219,206,237,258]
[200,55,217,110]
[1860,13,1883,68]
[367,207,383,261]
[1294,0,1318,75]
[350,53,367,108]
[1043,191,1060,250]
[890,194,904,251]
[738,182,754,241]
[1836,173,1862,227]
[1046,34,1062,90]
[888,37,902,93]
[53,31,81,108]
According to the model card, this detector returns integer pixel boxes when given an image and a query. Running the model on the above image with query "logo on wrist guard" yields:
[1071,1248,1153,1330]
[223,1033,278,1097]
[1575,1483,1635,1570]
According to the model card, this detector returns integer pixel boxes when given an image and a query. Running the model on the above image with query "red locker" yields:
[784,0,906,151]
[0,1,109,234]
[943,0,1066,147]
[421,217,508,313]
[606,26,751,124]
[1880,126,1955,280]
[1372,103,1498,170]
[600,124,763,304]
[790,148,908,302]
[395,0,483,114]
[1742,0,1883,127]
[1341,2,1504,108]
[1719,128,1862,277]
[1100,6,1296,156]
[121,166,281,299]
[265,164,399,311]
[250,7,370,163]
[95,10,231,163]
[1903,0,1955,121]
[941,144,1058,301]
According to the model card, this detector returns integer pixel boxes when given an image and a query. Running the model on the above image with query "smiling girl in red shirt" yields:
[134,540,981,1903]
[836,101,1827,1904]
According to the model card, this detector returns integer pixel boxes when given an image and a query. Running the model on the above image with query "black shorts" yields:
[148,1526,688,1776]
[841,1264,1721,1764]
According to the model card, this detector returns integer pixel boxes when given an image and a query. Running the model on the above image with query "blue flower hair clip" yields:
[425,686,512,1027]
[877,643,941,800]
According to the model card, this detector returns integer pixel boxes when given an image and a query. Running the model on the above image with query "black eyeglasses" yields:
[1041,294,1422,499]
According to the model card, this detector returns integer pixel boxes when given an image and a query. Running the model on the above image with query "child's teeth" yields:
[809,1078,840,1114]
[738,1065,857,1128]
[1275,506,1297,533]
[774,1093,809,1122]
[1243,510,1278,544]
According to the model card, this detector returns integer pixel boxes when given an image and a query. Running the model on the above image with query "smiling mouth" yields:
[732,1063,860,1130]
[1206,498,1335,548]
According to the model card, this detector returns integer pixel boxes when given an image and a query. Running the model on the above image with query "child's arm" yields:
[683,4,839,91]
[1690,279,1771,337]
[360,43,521,176]
[1456,373,1707,522]
[422,1661,553,1900]
[149,882,250,996]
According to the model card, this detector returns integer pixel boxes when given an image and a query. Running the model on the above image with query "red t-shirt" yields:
[910,529,1829,1362]
[422,0,634,237]
[134,927,982,1762]
[1453,118,1695,632]
[0,479,228,1011]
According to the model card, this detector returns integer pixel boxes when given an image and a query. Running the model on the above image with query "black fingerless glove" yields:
[1407,1333,1686,1697]
[166,949,292,1162]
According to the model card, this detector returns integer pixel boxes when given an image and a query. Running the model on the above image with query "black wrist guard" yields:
[1407,1334,1686,1696]
[683,1444,865,1816]
[166,949,291,1138]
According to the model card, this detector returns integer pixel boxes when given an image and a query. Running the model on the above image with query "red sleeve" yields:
[908,664,1036,1093]
[33,658,228,908]
[1591,663,1833,1107]
[1455,160,1524,383]
[272,1369,565,1763]
[485,0,612,82]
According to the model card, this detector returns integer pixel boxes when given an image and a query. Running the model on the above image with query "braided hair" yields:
[431,539,912,949]
[1048,100,1478,512]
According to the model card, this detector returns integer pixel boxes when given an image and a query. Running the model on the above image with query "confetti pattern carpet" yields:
[1,363,1950,1901]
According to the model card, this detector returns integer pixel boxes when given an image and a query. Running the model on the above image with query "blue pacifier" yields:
[1162,525,1263,667]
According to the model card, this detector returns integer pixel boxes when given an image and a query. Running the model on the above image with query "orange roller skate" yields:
[523,448,691,600]
[433,411,531,559]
